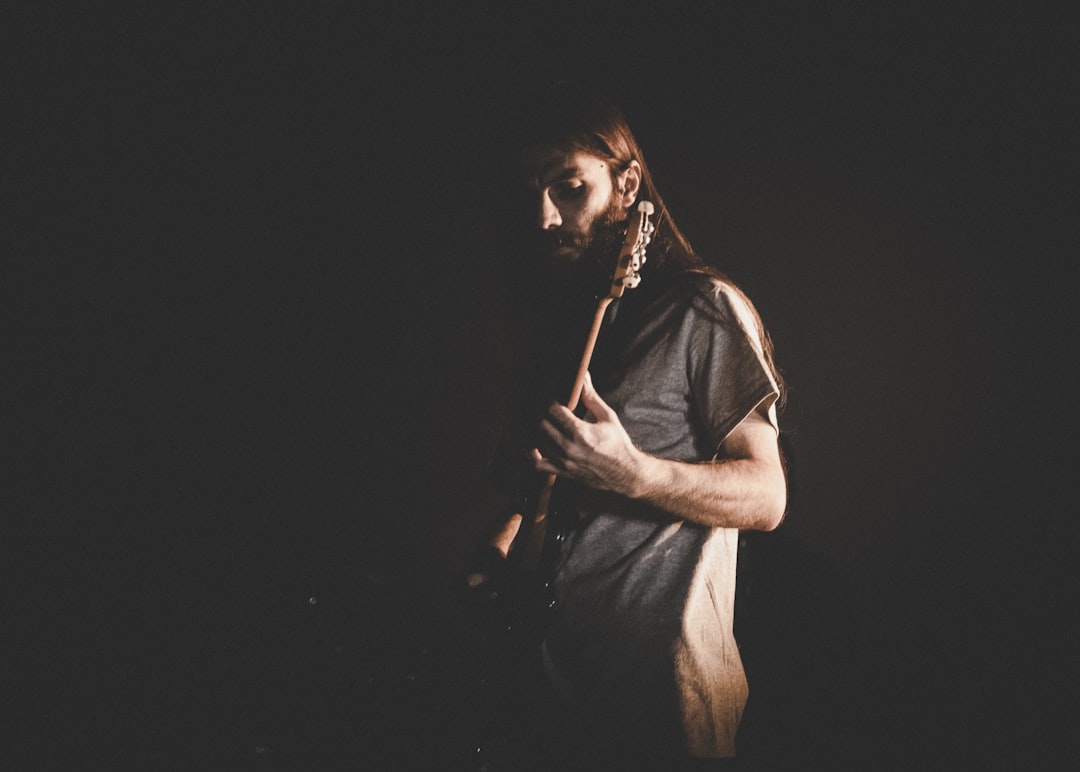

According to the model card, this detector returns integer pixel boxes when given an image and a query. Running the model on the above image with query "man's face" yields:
[520,148,628,267]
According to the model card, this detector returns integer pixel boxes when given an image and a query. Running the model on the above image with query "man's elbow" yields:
[755,477,787,532]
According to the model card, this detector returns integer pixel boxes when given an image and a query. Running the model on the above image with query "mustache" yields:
[529,220,626,256]
[530,229,587,254]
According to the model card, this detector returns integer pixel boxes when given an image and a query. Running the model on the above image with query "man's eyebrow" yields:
[539,165,582,185]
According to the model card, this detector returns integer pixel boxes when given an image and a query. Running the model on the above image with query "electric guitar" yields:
[501,199,656,638]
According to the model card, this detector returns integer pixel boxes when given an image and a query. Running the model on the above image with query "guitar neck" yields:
[517,295,613,574]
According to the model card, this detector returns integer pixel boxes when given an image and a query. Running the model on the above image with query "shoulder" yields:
[650,272,774,369]
[664,271,760,327]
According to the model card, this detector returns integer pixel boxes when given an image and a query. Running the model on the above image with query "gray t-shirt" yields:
[543,274,780,758]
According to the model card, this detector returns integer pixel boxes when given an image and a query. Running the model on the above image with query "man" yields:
[471,81,787,769]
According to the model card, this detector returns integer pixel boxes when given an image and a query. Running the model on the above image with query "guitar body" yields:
[501,480,576,641]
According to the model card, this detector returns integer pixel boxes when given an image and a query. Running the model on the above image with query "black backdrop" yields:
[8,4,1076,769]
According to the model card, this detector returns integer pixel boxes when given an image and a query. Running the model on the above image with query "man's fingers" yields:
[545,402,579,434]
[489,513,522,558]
[532,442,564,474]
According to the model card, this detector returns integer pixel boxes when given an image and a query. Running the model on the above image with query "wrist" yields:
[625,450,659,501]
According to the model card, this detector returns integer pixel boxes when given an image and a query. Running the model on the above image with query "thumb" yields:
[581,371,617,421]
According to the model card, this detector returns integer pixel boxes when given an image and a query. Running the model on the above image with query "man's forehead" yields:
[520,147,609,186]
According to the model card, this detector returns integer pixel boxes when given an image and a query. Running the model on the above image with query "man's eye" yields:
[554,182,585,200]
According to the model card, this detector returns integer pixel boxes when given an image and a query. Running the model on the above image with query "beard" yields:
[525,198,630,298]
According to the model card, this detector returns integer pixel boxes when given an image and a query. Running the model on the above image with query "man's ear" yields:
[617,160,642,208]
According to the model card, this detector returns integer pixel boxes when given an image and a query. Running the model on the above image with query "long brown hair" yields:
[493,78,784,404]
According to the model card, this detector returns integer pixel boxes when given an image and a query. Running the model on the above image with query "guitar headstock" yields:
[608,200,655,298]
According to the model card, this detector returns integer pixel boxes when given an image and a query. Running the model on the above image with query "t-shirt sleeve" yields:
[687,280,780,456]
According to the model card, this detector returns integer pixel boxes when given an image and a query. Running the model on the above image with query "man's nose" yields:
[539,191,562,230]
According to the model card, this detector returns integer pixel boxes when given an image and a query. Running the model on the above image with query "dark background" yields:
[7,3,1076,769]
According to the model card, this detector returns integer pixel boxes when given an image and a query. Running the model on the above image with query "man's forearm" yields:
[630,453,786,531]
